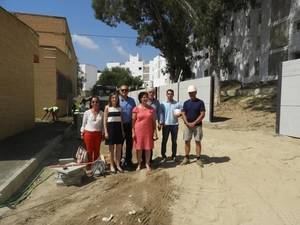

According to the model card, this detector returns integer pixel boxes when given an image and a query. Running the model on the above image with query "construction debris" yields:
[102,214,114,222]
[53,161,86,186]
[128,210,136,215]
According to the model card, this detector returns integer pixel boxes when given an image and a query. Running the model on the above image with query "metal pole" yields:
[177,71,183,101]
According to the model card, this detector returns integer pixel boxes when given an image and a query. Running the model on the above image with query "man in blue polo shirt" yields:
[181,85,206,167]
[119,84,136,167]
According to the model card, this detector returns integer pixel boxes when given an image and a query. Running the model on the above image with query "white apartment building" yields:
[106,54,170,88]
[142,63,152,88]
[106,62,121,69]
[149,55,171,87]
[107,54,144,77]
[79,64,98,91]
[192,0,300,83]
[97,70,101,81]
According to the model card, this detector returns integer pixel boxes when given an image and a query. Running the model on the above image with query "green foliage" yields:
[96,67,143,90]
[92,0,251,82]
[92,0,195,81]
[184,0,250,51]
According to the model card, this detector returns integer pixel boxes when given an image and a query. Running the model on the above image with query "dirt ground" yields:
[1,95,300,225]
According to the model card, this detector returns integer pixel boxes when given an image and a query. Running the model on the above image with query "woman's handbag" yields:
[75,145,88,164]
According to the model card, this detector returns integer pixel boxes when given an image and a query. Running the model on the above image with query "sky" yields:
[0,0,160,70]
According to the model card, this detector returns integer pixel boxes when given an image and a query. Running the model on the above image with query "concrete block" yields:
[58,158,75,164]
[53,163,86,176]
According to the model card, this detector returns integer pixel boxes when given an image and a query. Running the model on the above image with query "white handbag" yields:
[75,145,88,164]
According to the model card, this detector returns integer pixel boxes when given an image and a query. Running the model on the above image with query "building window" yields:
[256,35,261,50]
[270,21,289,49]
[205,52,209,59]
[57,72,72,100]
[223,24,227,35]
[258,11,262,24]
[255,1,262,9]
[254,59,260,76]
[295,21,300,31]
[204,69,209,77]
[244,63,250,77]
[247,16,251,29]
[138,67,142,70]
[271,0,291,22]
[294,52,300,59]
[268,50,288,77]
[231,20,234,32]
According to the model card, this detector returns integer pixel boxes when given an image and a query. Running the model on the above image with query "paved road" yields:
[0,121,70,186]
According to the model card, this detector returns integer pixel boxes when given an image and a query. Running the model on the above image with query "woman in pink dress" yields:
[132,92,158,171]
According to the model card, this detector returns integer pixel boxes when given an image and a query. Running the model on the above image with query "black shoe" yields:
[171,156,178,162]
[160,157,167,163]
[125,161,134,168]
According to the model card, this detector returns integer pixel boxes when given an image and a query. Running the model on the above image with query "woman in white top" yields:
[80,96,104,163]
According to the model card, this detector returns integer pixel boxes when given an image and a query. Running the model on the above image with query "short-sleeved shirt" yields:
[119,96,136,124]
[182,98,205,126]
[160,100,182,125]
[148,99,160,121]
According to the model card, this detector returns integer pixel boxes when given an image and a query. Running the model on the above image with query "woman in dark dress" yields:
[104,93,124,173]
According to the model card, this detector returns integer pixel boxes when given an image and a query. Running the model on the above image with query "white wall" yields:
[79,64,98,91]
[279,59,300,138]
[128,77,213,122]
[107,62,121,69]
[157,77,213,122]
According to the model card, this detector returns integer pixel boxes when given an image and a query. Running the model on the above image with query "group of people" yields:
[80,83,206,174]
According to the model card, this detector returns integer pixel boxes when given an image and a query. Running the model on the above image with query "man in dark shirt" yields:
[181,85,206,167]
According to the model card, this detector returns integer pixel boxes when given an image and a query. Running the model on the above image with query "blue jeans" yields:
[161,125,178,158]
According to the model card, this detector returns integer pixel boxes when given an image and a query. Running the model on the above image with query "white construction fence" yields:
[277,59,300,138]
[129,77,214,122]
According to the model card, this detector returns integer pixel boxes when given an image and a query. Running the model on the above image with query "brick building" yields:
[14,12,78,117]
[0,7,39,140]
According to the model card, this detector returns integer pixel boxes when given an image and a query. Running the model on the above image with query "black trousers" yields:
[123,123,133,164]
[161,125,178,158]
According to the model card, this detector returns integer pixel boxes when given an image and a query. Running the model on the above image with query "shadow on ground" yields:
[0,121,70,161]
[151,154,231,169]
[212,116,232,122]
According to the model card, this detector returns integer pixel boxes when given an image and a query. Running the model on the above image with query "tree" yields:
[96,67,143,90]
[92,0,251,103]
[92,0,195,82]
[180,0,252,104]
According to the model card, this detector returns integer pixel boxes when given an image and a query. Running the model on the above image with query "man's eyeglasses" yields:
[91,101,99,104]
[121,89,129,92]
